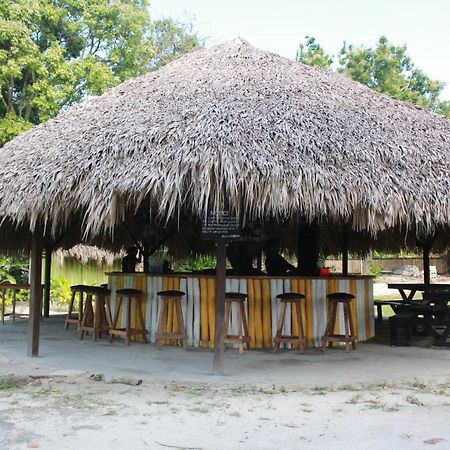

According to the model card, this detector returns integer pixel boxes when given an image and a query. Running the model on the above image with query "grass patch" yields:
[0,376,30,391]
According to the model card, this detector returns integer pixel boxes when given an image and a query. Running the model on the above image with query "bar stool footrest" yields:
[275,335,306,342]
[225,335,250,342]
[110,328,148,335]
[325,334,357,340]
[156,332,188,340]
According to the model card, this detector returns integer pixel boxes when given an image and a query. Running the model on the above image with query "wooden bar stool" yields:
[321,292,357,352]
[155,290,187,348]
[224,292,250,354]
[65,285,86,330]
[109,288,148,345]
[273,292,307,353]
[79,286,112,341]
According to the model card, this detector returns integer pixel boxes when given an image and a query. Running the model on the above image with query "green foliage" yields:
[0,256,28,283]
[296,35,450,118]
[296,36,332,69]
[368,260,383,277]
[0,256,29,303]
[0,0,201,145]
[50,276,72,304]
[175,256,217,272]
[0,112,32,146]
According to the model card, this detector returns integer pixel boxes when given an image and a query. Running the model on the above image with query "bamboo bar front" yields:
[106,273,374,348]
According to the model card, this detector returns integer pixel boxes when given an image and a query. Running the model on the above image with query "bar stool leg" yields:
[65,290,76,330]
[156,299,167,349]
[78,292,84,330]
[105,296,113,329]
[80,294,93,340]
[343,303,351,352]
[240,302,249,345]
[322,301,336,351]
[295,303,305,353]
[236,304,244,354]
[348,302,357,350]
[223,301,232,347]
[136,298,148,343]
[109,297,122,343]
[174,299,186,348]
[274,302,287,352]
[125,297,132,345]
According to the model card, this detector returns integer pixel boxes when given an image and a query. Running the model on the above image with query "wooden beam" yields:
[213,242,227,375]
[43,245,52,318]
[28,233,43,357]
[342,224,349,276]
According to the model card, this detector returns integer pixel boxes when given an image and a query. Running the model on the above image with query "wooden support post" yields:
[28,233,43,357]
[43,245,52,318]
[423,241,431,285]
[297,219,320,276]
[342,225,349,276]
[213,242,227,375]
[143,243,150,274]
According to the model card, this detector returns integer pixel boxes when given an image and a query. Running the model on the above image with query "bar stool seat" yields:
[109,288,148,345]
[224,292,250,354]
[322,292,357,352]
[273,292,306,353]
[155,290,187,348]
[79,286,112,341]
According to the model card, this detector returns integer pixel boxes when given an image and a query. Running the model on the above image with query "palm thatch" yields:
[0,38,450,251]
[54,245,121,266]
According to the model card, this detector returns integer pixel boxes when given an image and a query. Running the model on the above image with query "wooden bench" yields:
[374,300,406,323]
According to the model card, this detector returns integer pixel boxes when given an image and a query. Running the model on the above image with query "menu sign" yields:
[202,211,240,241]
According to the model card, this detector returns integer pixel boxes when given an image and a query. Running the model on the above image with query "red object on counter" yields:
[319,267,330,277]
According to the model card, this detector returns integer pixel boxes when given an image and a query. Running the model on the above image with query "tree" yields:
[0,0,201,145]
[296,35,450,118]
[296,36,332,70]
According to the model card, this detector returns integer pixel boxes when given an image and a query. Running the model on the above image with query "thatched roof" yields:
[1,38,450,248]
[55,245,121,265]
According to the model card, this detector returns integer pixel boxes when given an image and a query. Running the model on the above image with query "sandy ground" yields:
[1,373,450,450]
[1,279,450,450]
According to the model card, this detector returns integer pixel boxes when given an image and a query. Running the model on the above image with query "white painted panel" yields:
[192,277,201,347]
[337,279,350,338]
[312,279,328,347]
[145,276,152,336]
[270,279,280,343]
[368,278,375,337]
[180,278,188,342]
[282,279,292,348]
[186,277,194,346]
[356,279,366,341]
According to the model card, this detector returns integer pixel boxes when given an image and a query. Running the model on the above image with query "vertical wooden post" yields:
[297,219,320,275]
[342,224,349,276]
[142,242,150,273]
[43,244,52,318]
[423,241,431,285]
[213,242,227,375]
[28,233,43,357]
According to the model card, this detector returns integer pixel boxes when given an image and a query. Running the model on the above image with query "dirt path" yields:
[1,374,449,449]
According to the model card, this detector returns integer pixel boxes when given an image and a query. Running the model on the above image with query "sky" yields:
[149,0,450,100]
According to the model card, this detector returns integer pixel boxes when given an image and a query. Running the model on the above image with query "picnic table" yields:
[387,283,450,345]
[0,283,45,324]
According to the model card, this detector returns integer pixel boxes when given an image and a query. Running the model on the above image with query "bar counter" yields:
[106,273,374,348]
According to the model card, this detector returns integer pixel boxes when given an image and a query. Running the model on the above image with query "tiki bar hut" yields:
[1,39,450,373]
